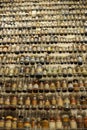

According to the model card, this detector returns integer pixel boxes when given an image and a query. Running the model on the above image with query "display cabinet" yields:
[0,0,87,129]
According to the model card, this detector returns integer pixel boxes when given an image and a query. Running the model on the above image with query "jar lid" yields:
[6,116,13,120]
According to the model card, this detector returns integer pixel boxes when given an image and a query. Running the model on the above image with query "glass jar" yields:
[78,56,83,65]
[84,114,87,128]
[41,118,49,129]
[68,67,73,76]
[12,118,17,129]
[49,117,56,130]
[0,117,4,128]
[57,96,63,109]
[39,82,44,93]
[68,82,74,92]
[36,64,43,77]
[62,115,69,128]
[11,95,17,106]
[5,116,12,128]
[18,96,23,105]
[24,118,31,128]
[18,116,24,128]
[25,96,30,107]
[17,81,23,92]
[44,82,50,93]
[77,115,84,128]
[4,96,10,105]
[32,95,37,107]
[70,116,77,129]
[56,116,63,129]
[33,81,39,93]
[11,82,17,93]
[73,80,79,92]
[50,82,56,92]
[0,95,4,105]
[31,118,36,128]
[56,81,61,92]
[62,80,67,92]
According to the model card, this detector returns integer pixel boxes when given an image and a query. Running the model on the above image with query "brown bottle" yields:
[56,80,61,92]
[32,95,37,108]
[41,118,49,129]
[77,114,84,128]
[37,118,41,129]
[5,81,11,93]
[39,82,44,93]
[84,113,87,128]
[70,95,77,108]
[31,118,36,129]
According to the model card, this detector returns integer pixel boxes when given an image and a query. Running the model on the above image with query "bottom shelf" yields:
[0,128,87,130]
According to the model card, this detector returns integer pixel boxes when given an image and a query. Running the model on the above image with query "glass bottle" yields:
[50,82,56,93]
[84,113,87,128]
[25,96,31,107]
[17,116,24,128]
[32,95,37,108]
[33,81,39,93]
[57,96,63,109]
[68,82,74,92]
[77,114,84,128]
[44,81,50,93]
[24,118,31,129]
[70,116,77,129]
[41,118,49,129]
[49,117,56,130]
[56,80,61,92]
[5,116,12,128]
[56,115,63,129]
[12,118,17,129]
[62,80,67,92]
[0,117,4,128]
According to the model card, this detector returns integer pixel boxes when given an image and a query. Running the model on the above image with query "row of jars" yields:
[0,55,85,65]
[0,2,86,8]
[0,93,87,108]
[0,5,86,11]
[0,36,85,43]
[0,114,87,129]
[0,10,86,17]
[0,0,86,4]
[0,65,87,77]
[0,28,85,35]
[0,20,86,28]
[2,79,87,93]
[0,45,86,54]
